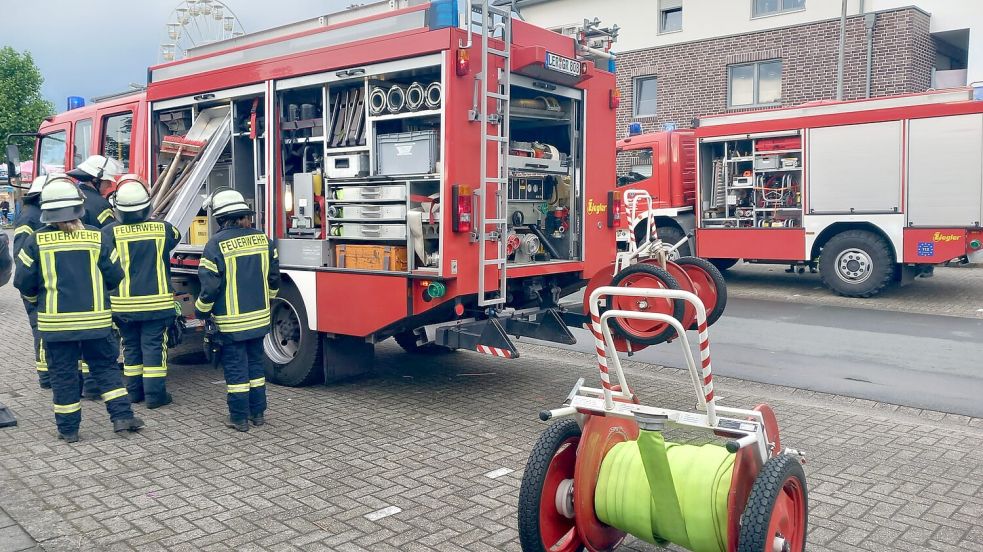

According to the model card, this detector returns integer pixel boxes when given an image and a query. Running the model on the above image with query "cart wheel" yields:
[674,256,728,329]
[518,419,585,552]
[610,263,684,346]
[738,455,808,552]
[582,263,648,354]
[650,259,697,331]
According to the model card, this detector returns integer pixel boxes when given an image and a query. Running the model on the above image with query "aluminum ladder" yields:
[470,0,513,307]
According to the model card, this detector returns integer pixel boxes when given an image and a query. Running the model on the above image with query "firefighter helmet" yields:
[67,154,124,182]
[206,188,253,220]
[112,174,153,223]
[39,175,86,224]
[26,175,48,197]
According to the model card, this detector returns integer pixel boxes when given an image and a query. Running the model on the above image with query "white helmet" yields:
[39,175,85,224]
[111,174,152,212]
[206,188,253,219]
[26,176,48,197]
[67,154,124,182]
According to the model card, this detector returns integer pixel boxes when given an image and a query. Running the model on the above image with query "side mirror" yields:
[5,144,21,179]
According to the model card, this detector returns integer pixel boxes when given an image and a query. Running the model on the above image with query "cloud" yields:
[4,0,351,111]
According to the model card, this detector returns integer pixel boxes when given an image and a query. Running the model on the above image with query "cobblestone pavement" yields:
[724,264,983,319]
[1,283,982,552]
[0,505,36,552]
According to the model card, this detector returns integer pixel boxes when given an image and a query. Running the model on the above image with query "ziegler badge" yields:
[587,199,607,215]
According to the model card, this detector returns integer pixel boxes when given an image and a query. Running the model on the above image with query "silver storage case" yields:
[277,238,333,267]
[755,154,780,170]
[329,223,407,239]
[331,184,406,201]
[326,153,369,179]
[328,204,407,220]
[376,130,438,175]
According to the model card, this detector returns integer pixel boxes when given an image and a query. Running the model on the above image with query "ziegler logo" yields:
[933,232,961,242]
[587,199,607,215]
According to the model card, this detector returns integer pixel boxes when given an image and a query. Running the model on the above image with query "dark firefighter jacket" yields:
[12,202,45,320]
[14,224,124,342]
[80,182,114,228]
[102,220,181,321]
[195,227,280,341]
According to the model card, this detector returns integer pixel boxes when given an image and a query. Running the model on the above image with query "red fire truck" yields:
[16,1,704,385]
[617,87,983,297]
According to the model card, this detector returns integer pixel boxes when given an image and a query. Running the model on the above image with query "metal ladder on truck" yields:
[470,0,513,308]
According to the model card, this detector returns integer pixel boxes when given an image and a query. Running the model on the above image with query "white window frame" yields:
[633,76,658,118]
[658,0,683,34]
[727,60,782,108]
[751,0,806,19]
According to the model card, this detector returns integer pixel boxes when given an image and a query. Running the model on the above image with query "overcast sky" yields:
[2,0,353,112]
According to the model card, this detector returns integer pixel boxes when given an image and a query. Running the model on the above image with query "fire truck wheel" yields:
[674,256,728,329]
[709,258,739,271]
[738,454,808,552]
[656,225,691,258]
[264,283,324,387]
[517,418,584,552]
[393,330,453,354]
[610,263,685,345]
[818,230,894,298]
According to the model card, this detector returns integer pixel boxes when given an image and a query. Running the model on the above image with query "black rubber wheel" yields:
[518,418,584,552]
[818,230,895,298]
[633,222,692,258]
[709,258,739,271]
[738,454,808,552]
[264,282,324,387]
[674,256,728,329]
[393,330,454,354]
[610,263,685,345]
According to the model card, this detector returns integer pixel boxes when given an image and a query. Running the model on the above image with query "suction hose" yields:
[594,422,734,552]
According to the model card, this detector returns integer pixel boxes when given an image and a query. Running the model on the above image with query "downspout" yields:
[836,0,847,100]
[864,13,876,97]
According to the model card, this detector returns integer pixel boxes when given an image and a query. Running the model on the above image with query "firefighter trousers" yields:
[118,318,170,404]
[47,337,135,435]
[220,336,266,423]
[22,299,49,388]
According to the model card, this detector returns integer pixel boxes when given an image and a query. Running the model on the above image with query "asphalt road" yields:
[534,296,983,418]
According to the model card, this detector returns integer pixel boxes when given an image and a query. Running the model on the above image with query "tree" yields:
[0,47,54,159]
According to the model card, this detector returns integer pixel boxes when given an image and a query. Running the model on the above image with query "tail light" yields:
[456,49,470,76]
[452,184,472,232]
[610,88,621,109]
[607,190,623,228]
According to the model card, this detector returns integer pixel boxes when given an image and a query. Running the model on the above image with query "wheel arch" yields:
[631,211,695,242]
[809,222,898,263]
[279,269,319,331]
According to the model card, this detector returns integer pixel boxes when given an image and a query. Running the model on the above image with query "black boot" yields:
[249,414,265,427]
[58,431,79,443]
[146,393,173,410]
[113,416,145,433]
[225,417,249,432]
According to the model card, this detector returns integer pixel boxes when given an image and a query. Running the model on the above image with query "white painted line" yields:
[484,467,513,479]
[365,506,401,521]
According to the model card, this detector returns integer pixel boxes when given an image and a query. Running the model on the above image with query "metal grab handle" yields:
[589,286,717,427]
[361,225,382,235]
[361,186,381,197]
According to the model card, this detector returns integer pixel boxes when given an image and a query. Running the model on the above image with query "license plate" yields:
[545,52,583,77]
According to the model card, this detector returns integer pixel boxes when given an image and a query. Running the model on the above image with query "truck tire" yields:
[264,282,323,387]
[818,230,894,298]
[633,222,691,258]
[393,330,453,354]
[709,258,739,271]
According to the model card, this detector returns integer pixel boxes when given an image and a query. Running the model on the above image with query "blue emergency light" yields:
[663,122,676,131]
[427,0,460,30]
[628,122,642,136]
[67,96,85,110]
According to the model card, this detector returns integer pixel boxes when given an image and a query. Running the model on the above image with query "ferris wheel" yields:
[160,0,246,62]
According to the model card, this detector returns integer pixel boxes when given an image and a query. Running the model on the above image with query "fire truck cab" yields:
[618,88,983,297]
[30,0,627,386]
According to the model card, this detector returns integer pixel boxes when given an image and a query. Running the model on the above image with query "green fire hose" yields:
[594,427,735,552]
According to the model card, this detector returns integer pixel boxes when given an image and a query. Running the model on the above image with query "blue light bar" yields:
[427,0,459,30]
[67,96,85,110]
[628,122,642,136]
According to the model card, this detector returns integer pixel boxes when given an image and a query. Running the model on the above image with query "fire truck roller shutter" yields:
[264,277,324,387]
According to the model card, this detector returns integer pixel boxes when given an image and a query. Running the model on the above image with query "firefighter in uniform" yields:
[102,175,182,408]
[13,177,51,388]
[14,175,144,443]
[68,155,125,398]
[194,189,279,432]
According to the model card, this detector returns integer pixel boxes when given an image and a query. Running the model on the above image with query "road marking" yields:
[484,467,513,479]
[365,506,401,521]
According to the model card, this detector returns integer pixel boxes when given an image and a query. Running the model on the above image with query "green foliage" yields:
[0,47,55,158]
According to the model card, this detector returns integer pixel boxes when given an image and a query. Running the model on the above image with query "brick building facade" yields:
[617,7,935,134]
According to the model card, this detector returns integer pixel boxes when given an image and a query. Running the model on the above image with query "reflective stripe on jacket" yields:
[103,220,181,321]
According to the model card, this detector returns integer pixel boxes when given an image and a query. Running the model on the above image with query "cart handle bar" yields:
[588,287,717,426]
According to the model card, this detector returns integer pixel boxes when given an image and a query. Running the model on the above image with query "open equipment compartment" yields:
[699,133,803,229]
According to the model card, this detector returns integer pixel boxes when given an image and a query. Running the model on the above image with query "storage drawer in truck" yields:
[331,184,406,201]
[327,204,407,220]
[328,222,407,239]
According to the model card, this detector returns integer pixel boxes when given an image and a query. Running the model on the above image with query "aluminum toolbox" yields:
[331,184,406,201]
[755,154,780,170]
[376,130,438,175]
[335,244,408,271]
[277,238,333,267]
[328,204,407,220]
[329,222,407,239]
[326,153,369,179]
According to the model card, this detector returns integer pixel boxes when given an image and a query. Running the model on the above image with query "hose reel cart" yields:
[518,287,808,552]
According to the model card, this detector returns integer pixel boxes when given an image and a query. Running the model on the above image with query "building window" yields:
[659,0,682,33]
[102,112,132,171]
[752,0,805,18]
[633,76,658,117]
[728,60,782,108]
